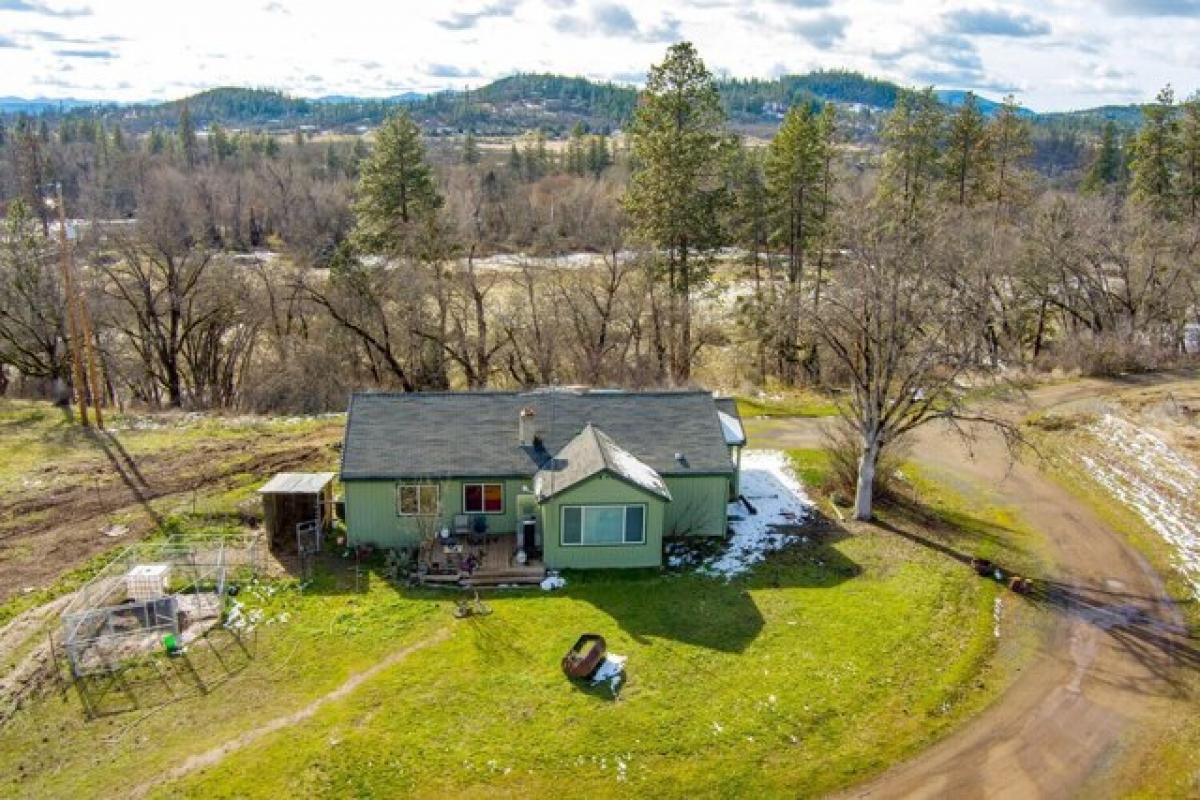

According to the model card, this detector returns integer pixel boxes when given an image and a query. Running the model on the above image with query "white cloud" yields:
[0,0,1194,110]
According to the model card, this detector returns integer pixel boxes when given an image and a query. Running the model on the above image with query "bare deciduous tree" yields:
[813,205,1015,520]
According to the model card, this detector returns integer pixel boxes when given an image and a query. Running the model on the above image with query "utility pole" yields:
[49,185,88,427]
[50,184,104,428]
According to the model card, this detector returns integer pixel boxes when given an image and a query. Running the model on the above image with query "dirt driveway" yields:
[757,379,1196,799]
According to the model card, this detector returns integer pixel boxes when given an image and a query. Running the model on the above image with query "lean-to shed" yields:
[258,472,336,550]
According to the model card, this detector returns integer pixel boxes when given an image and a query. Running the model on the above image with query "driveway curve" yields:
[766,382,1194,799]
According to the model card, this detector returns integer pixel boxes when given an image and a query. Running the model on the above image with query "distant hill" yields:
[157,87,313,123]
[1038,104,1147,132]
[0,73,1152,139]
[0,96,118,114]
[934,90,1035,118]
[314,92,426,104]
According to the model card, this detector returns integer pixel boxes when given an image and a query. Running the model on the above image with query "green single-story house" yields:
[338,389,747,571]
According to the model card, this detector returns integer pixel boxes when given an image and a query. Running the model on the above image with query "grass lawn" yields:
[0,430,1056,800]
[735,392,839,419]
[0,448,1038,799]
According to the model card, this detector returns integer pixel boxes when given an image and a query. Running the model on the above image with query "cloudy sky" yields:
[1,0,1198,111]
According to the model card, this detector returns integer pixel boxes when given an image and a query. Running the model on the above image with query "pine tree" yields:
[508,143,523,176]
[147,125,167,155]
[624,41,731,382]
[586,134,611,177]
[565,123,586,176]
[325,142,342,176]
[462,130,480,165]
[764,101,836,383]
[209,123,233,163]
[1130,85,1178,218]
[766,103,828,277]
[1178,94,1200,219]
[178,103,198,168]
[351,136,369,166]
[725,142,771,382]
[520,129,549,181]
[875,88,945,223]
[1081,121,1123,194]
[353,109,443,253]
[943,92,990,206]
[986,95,1033,217]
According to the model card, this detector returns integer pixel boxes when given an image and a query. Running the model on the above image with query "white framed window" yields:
[463,482,504,514]
[397,483,440,516]
[561,504,646,546]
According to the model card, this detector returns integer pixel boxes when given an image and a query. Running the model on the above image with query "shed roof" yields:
[340,389,738,480]
[258,472,336,495]
[533,423,671,501]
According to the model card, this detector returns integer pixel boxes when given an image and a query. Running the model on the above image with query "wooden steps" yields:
[418,566,547,588]
[460,574,545,588]
[461,567,546,588]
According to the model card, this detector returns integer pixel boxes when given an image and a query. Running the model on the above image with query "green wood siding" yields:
[343,477,528,549]
[540,474,665,569]
[345,472,731,557]
[663,475,730,537]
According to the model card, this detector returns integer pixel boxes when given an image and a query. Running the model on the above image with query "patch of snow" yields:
[1076,414,1200,598]
[698,449,814,579]
[718,409,746,445]
[540,575,566,591]
[993,597,1003,639]
[606,444,670,499]
[591,653,626,694]
[664,544,699,569]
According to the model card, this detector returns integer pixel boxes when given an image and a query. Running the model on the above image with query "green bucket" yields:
[162,633,179,653]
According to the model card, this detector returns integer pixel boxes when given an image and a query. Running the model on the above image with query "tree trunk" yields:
[678,240,691,383]
[166,357,183,408]
[853,435,880,521]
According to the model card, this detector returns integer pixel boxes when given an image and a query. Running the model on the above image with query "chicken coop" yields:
[57,535,262,718]
[59,535,261,680]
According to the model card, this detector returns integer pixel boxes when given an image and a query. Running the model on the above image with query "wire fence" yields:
[60,534,261,679]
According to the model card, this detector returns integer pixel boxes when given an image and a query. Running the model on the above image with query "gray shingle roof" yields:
[533,424,672,501]
[340,389,736,480]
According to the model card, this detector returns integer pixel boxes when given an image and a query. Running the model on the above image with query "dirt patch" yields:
[0,425,341,606]
[0,594,74,722]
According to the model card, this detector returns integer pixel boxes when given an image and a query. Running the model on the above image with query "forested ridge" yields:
[2,70,1166,138]
[1,43,1198,517]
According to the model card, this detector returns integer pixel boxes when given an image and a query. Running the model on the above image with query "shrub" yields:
[820,419,910,504]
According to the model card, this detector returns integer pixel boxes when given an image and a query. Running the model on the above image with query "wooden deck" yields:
[419,533,545,587]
